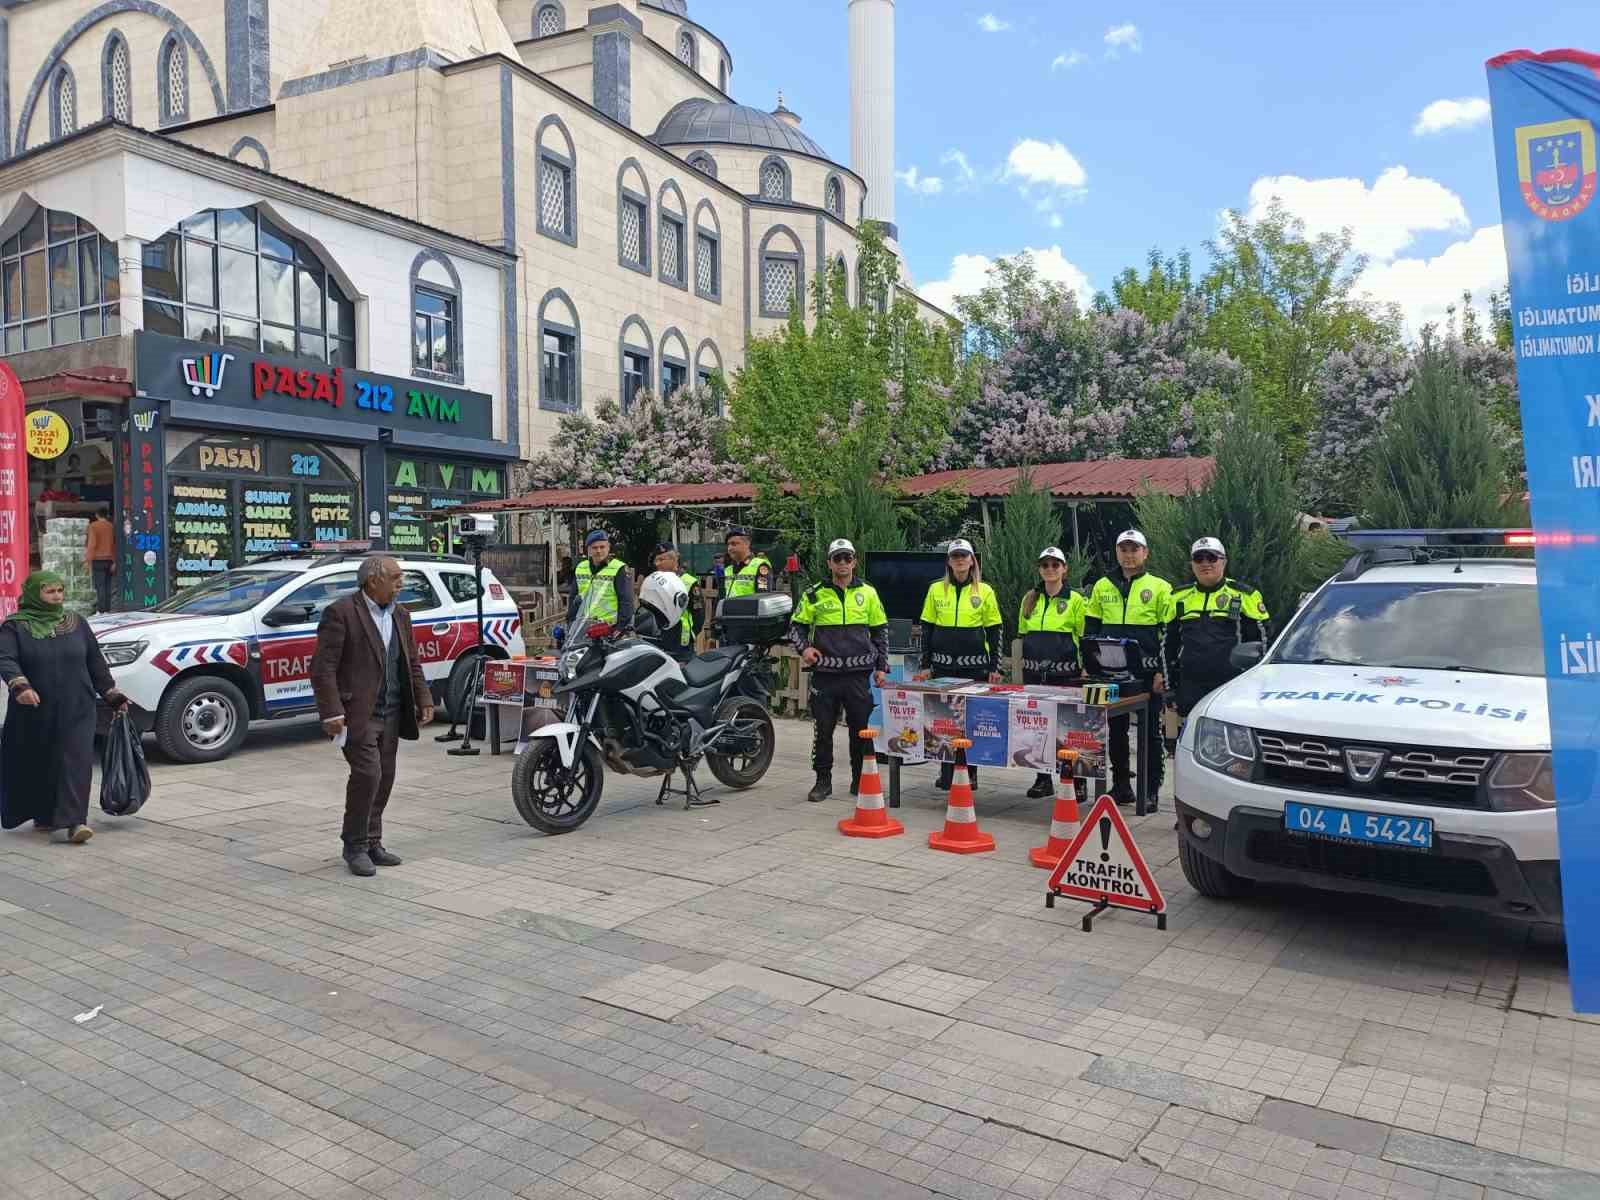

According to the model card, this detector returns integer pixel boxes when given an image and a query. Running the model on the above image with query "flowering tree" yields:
[935,293,1243,468]
[1299,340,1414,517]
[519,386,737,490]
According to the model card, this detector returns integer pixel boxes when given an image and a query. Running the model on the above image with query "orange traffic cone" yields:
[929,740,996,854]
[838,729,904,839]
[1030,750,1083,868]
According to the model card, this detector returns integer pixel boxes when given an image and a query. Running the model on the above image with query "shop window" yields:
[386,456,506,557]
[621,348,650,411]
[413,287,457,376]
[143,206,354,366]
[1,207,120,354]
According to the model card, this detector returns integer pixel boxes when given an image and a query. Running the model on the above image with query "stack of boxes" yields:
[42,517,94,615]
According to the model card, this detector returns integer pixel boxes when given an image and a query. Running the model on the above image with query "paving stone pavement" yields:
[2,716,1597,1200]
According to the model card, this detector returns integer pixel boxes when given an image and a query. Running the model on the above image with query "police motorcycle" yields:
[510,571,791,834]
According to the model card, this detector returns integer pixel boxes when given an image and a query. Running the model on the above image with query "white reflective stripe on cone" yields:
[1049,819,1077,839]
[857,793,885,811]
[944,805,978,824]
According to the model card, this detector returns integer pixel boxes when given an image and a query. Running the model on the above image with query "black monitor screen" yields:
[863,552,948,623]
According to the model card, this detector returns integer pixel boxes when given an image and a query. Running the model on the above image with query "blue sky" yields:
[703,0,1599,333]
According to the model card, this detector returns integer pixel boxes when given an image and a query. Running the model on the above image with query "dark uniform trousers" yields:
[810,672,875,779]
[1109,675,1165,796]
[342,625,404,850]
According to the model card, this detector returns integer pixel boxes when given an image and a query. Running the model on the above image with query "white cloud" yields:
[919,246,1094,313]
[1104,23,1141,56]
[940,148,977,187]
[1413,97,1491,136]
[1244,166,1468,261]
[1005,138,1088,191]
[896,166,944,196]
[1357,225,1507,336]
[976,12,1011,33]
[1051,50,1087,71]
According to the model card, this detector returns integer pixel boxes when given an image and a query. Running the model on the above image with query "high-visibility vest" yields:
[676,571,699,645]
[574,557,626,623]
[724,555,771,598]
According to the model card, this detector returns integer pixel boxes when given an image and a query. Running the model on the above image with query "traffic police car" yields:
[89,552,525,763]
[1175,530,1562,922]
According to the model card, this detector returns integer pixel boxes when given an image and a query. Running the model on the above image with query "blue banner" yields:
[1487,49,1600,1011]
[964,697,1011,767]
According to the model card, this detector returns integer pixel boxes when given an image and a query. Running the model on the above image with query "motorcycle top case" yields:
[717,593,793,644]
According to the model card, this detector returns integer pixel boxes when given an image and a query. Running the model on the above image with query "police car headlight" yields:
[1194,717,1255,779]
[1487,753,1556,811]
[101,640,147,668]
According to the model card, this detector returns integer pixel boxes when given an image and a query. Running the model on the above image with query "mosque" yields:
[0,0,946,602]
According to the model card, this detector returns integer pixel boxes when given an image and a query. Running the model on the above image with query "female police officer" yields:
[914,539,1003,789]
[1018,546,1086,798]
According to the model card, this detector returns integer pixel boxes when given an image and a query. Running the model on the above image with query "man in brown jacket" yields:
[310,555,434,876]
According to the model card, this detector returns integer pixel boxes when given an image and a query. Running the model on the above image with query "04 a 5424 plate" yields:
[1284,801,1433,850]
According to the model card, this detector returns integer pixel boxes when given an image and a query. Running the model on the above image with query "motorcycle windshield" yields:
[562,580,622,653]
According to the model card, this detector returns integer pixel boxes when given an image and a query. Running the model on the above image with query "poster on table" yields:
[1006,696,1057,772]
[481,660,527,706]
[1056,703,1110,780]
[1487,48,1600,1009]
[514,661,566,753]
[963,696,1010,767]
[875,688,925,763]
[922,693,968,763]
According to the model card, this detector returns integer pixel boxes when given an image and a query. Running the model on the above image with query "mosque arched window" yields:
[825,176,844,219]
[535,4,563,38]
[142,206,354,366]
[159,33,188,125]
[103,34,132,123]
[759,157,790,203]
[51,67,77,140]
[2,207,120,353]
[677,30,696,69]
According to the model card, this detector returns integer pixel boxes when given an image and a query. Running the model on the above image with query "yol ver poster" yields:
[1487,48,1600,1009]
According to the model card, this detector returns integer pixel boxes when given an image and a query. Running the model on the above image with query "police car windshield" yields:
[1273,581,1544,677]
[152,571,300,616]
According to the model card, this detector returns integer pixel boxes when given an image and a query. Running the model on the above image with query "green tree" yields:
[983,471,1068,644]
[1201,201,1400,458]
[1135,392,1346,624]
[809,451,906,577]
[1095,247,1195,324]
[951,252,1079,360]
[1365,348,1521,529]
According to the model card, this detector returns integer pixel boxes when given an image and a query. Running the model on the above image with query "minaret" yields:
[848,0,895,240]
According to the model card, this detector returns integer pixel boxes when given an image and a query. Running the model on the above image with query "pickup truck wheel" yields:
[1179,835,1250,899]
[155,675,249,763]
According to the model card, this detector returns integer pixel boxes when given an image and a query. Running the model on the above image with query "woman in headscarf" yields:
[0,571,128,843]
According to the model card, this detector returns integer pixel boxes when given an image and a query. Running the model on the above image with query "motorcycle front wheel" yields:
[511,737,605,833]
[705,697,776,789]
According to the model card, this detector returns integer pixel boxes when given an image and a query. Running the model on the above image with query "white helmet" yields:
[638,570,689,629]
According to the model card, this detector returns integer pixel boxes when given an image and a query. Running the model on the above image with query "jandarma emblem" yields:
[1516,118,1597,220]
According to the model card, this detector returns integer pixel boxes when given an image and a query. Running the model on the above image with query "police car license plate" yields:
[1284,801,1433,851]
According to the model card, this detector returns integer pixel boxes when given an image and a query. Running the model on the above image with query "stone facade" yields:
[0,0,956,461]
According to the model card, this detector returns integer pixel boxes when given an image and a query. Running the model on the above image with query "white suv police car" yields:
[89,553,525,763]
[1175,531,1561,923]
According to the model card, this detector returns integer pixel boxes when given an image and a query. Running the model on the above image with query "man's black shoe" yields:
[368,843,402,867]
[1110,784,1137,807]
[1027,775,1055,799]
[806,773,832,803]
[343,850,377,877]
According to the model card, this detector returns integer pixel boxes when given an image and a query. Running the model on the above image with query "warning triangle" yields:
[1045,794,1166,915]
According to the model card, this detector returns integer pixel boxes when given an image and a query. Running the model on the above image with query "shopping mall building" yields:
[0,0,942,605]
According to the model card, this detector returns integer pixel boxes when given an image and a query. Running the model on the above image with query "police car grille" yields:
[1255,732,1491,809]
[1245,831,1498,897]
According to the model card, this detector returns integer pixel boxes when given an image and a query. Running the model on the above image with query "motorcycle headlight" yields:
[101,640,147,668]
[1194,716,1255,779]
[1487,752,1556,811]
[559,648,586,682]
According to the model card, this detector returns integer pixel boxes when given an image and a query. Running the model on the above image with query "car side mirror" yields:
[1230,642,1265,672]
[263,603,315,627]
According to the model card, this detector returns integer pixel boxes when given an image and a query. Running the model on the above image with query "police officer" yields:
[1163,536,1270,719]
[790,539,889,802]
[650,541,703,661]
[915,538,1004,789]
[722,528,774,598]
[1019,545,1086,798]
[567,529,634,627]
[1084,529,1171,807]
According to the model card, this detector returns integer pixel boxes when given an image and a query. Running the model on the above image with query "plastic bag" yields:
[99,713,150,816]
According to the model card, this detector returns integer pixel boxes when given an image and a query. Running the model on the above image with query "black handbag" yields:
[100,712,151,816]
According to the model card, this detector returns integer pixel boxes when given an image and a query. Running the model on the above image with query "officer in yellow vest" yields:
[1019,545,1087,798]
[722,527,774,598]
[651,541,702,662]
[1084,529,1171,807]
[790,538,889,802]
[1162,536,1270,718]
[567,529,634,627]
[915,538,1003,789]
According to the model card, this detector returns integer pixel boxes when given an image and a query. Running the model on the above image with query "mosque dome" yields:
[653,98,830,159]
[642,0,691,15]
